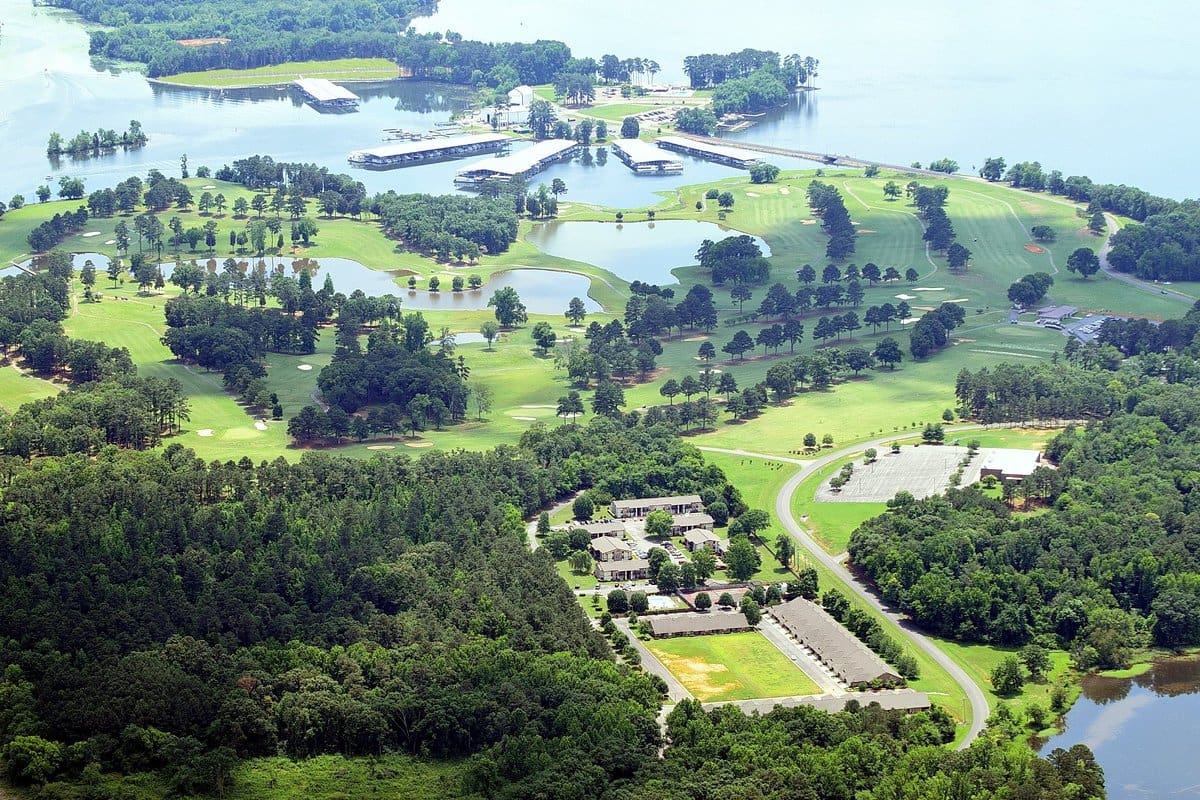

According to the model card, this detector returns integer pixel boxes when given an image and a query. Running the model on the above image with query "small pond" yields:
[4,252,111,277]
[400,269,601,314]
[1035,656,1200,798]
[526,220,771,286]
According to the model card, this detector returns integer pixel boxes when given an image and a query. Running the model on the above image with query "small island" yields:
[46,119,148,158]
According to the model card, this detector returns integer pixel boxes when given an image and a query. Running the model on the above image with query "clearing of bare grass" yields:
[645,631,820,702]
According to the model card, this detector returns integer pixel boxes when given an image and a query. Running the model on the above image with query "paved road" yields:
[772,427,993,749]
[1096,213,1194,304]
[615,618,692,702]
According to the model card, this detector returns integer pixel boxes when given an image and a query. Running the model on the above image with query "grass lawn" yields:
[102,754,474,800]
[158,58,400,88]
[646,631,820,701]
[934,639,1076,726]
[579,103,661,123]
[0,365,60,412]
[556,558,597,592]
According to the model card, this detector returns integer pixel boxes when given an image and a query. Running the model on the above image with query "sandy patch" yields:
[177,37,230,46]
[900,317,920,324]
[649,651,737,701]
[521,404,556,409]
[254,421,268,431]
[202,185,217,190]
[745,192,760,197]
[858,229,877,234]
[1024,244,1045,254]
[701,368,723,374]
[954,338,977,343]
[971,349,1044,359]
[801,219,817,225]
[947,297,969,303]
[196,429,214,437]
[683,335,709,342]
[780,187,791,194]
[894,294,916,300]
[914,287,945,291]
[511,415,537,421]
[81,231,102,238]
[404,441,434,448]
[297,364,313,371]
[913,305,935,311]
[104,239,116,245]
[851,221,861,225]
[366,445,395,450]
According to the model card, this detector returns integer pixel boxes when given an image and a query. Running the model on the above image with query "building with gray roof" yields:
[771,599,902,688]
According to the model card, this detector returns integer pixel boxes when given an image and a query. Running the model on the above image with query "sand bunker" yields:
[81,231,102,238]
[947,297,969,303]
[683,335,709,342]
[702,368,723,374]
[254,421,268,431]
[901,317,920,324]
[202,185,217,190]
[104,239,116,245]
[780,187,791,194]
[521,404,556,409]
[404,441,434,448]
[913,305,935,311]
[297,364,313,371]
[366,445,395,450]
[745,192,760,197]
[801,219,817,225]
[895,294,916,300]
[511,415,537,421]
[858,229,877,234]
[1024,244,1045,254]
[197,429,214,437]
[914,287,945,291]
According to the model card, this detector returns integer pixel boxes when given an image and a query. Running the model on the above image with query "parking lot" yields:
[816,446,985,502]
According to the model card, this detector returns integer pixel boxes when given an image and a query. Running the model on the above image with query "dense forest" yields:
[55,0,435,76]
[370,192,518,260]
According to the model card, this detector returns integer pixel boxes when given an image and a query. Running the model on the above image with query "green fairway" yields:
[0,365,60,411]
[645,631,820,701]
[158,58,400,88]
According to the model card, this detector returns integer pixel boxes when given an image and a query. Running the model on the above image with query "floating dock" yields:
[293,78,359,111]
[656,135,762,169]
[348,133,509,168]
[611,138,684,174]
[454,139,580,184]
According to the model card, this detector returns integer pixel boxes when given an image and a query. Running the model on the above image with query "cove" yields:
[1035,657,1200,799]
[526,220,771,286]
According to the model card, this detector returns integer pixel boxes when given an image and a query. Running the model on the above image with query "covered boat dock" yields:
[293,79,360,110]
[455,139,579,184]
[348,133,509,168]
[611,138,684,174]
[656,136,762,169]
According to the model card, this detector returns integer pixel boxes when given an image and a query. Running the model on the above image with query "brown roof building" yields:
[577,519,626,539]
[648,611,752,638]
[771,599,902,688]
[611,495,703,519]
[671,512,715,535]
[594,558,650,582]
[590,536,633,562]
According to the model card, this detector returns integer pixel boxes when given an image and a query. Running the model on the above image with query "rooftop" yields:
[293,78,359,103]
[611,494,702,510]
[1036,304,1079,320]
[649,611,750,637]
[595,557,650,575]
[683,528,721,545]
[980,448,1042,477]
[591,536,629,554]
[348,133,507,161]
[579,519,625,533]
[673,512,715,528]
[656,135,762,164]
[612,138,684,166]
[771,599,898,686]
[456,139,577,178]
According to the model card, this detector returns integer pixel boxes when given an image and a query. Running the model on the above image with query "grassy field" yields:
[934,639,1076,727]
[157,58,400,88]
[99,754,473,800]
[645,631,820,701]
[0,365,60,412]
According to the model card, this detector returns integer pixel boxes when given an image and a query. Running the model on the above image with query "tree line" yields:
[371,191,518,261]
[806,181,856,260]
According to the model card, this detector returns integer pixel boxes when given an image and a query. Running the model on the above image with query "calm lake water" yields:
[526,220,770,285]
[415,0,1198,200]
[1037,658,1200,799]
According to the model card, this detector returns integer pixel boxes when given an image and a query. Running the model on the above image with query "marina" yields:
[610,138,684,174]
[656,135,763,169]
[454,139,580,184]
[292,78,360,111]
[348,132,510,168]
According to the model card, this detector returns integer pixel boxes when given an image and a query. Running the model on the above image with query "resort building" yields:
[1036,305,1078,325]
[590,536,634,562]
[454,139,579,183]
[771,599,903,688]
[655,136,762,169]
[611,138,684,174]
[648,611,752,638]
[293,79,360,110]
[670,512,715,536]
[682,528,725,554]
[508,85,535,106]
[594,558,650,582]
[577,519,626,539]
[611,495,703,519]
[347,133,509,168]
[979,449,1043,482]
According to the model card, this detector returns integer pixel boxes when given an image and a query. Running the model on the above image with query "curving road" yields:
[772,428,993,748]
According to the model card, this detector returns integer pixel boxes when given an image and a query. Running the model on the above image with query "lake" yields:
[414,0,1199,200]
[1036,657,1200,799]
[526,220,770,285]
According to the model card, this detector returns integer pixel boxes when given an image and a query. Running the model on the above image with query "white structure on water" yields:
[611,138,684,174]
[454,139,580,183]
[293,79,359,110]
[348,133,509,168]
